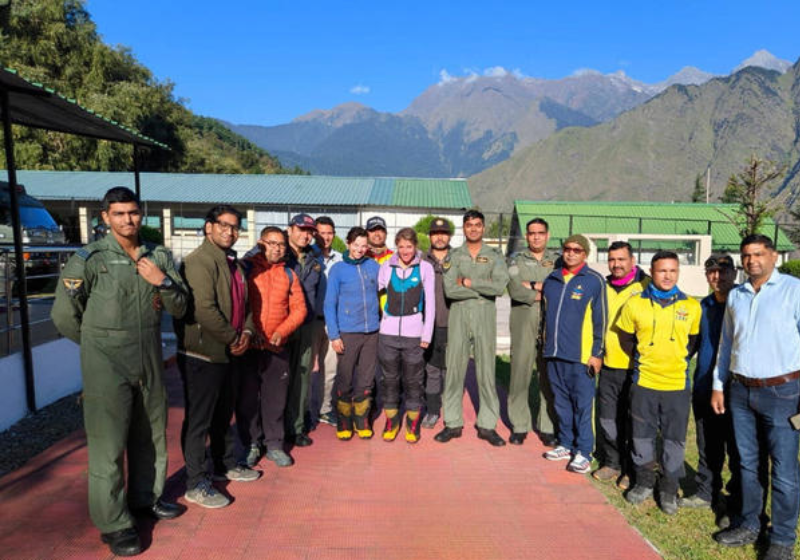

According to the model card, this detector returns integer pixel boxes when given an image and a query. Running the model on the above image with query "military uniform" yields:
[51,234,187,534]
[442,243,509,429]
[506,249,558,435]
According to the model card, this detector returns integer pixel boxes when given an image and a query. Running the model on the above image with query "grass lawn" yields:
[495,355,793,560]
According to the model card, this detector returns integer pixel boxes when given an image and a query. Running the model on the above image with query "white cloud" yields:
[437,66,526,84]
[349,84,370,95]
[511,68,527,79]
[483,66,509,77]
[438,69,456,84]
[571,68,602,77]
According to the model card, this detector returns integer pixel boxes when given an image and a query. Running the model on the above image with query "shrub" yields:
[779,259,800,278]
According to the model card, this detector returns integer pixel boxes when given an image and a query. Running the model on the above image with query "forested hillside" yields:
[0,0,299,174]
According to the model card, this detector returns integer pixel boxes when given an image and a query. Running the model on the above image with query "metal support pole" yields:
[2,89,37,412]
[133,144,141,200]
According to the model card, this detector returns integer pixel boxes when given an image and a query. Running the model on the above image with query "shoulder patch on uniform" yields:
[75,248,94,260]
[62,278,84,297]
[508,264,520,276]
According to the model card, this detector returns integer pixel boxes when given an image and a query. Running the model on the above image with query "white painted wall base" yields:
[0,338,82,432]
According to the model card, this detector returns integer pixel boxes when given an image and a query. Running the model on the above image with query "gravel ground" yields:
[0,393,84,478]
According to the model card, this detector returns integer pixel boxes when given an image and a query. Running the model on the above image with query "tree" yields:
[719,155,787,238]
[691,172,706,203]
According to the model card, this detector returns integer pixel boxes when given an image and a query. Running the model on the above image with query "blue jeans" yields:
[730,377,800,546]
[547,359,595,458]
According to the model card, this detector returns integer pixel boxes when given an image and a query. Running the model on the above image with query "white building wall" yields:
[0,338,82,431]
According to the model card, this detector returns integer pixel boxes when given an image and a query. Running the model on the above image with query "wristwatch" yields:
[159,276,174,290]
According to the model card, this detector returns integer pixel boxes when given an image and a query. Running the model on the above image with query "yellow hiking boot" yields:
[382,409,401,442]
[405,410,421,444]
[353,398,373,439]
[335,400,353,440]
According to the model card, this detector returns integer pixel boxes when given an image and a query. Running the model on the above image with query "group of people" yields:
[52,186,800,560]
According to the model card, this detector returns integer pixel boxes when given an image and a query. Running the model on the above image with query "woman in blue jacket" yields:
[324,227,381,440]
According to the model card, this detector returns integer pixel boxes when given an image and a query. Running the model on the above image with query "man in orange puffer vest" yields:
[237,227,307,468]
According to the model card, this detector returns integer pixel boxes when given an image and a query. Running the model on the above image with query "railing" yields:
[0,246,76,358]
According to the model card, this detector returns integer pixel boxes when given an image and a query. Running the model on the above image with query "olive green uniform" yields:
[507,249,558,434]
[442,243,509,429]
[51,235,187,534]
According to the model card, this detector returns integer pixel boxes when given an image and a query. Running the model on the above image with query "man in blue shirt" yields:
[712,234,800,560]
[680,255,740,525]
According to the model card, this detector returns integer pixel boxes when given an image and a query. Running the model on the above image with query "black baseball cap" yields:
[429,217,452,234]
[366,216,387,231]
[704,254,735,271]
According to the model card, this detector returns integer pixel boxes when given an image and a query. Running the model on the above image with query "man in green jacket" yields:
[435,210,510,447]
[175,205,260,511]
[52,187,188,557]
[507,218,559,446]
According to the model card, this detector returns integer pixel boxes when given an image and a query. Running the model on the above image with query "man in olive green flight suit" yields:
[435,210,510,447]
[507,218,559,446]
[52,187,187,557]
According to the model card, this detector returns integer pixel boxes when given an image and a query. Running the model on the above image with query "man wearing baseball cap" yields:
[284,214,324,448]
[680,255,742,525]
[365,216,393,264]
[421,217,453,428]
[365,216,393,422]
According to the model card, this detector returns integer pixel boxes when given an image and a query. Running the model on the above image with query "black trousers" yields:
[692,394,739,502]
[179,355,239,489]
[630,384,691,494]
[596,367,633,472]
[335,332,378,401]
[378,334,425,411]
[236,349,291,451]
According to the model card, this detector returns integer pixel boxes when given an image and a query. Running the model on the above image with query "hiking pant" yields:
[630,384,691,495]
[547,358,595,458]
[378,334,425,411]
[443,298,500,430]
[311,317,338,416]
[180,355,239,490]
[596,366,633,472]
[237,349,291,451]
[334,332,378,402]
[692,391,741,507]
[286,321,315,436]
[424,326,447,414]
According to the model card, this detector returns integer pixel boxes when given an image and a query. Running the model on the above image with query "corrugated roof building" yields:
[8,170,473,258]
[511,200,794,255]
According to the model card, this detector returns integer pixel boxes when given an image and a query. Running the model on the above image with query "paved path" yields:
[0,364,661,560]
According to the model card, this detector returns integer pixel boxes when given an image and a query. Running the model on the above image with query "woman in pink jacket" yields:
[377,227,436,443]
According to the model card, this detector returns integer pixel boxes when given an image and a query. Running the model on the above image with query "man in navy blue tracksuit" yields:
[541,234,607,474]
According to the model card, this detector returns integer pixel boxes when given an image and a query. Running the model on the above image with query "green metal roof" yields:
[392,179,473,209]
[0,67,167,149]
[513,200,795,252]
[6,170,472,209]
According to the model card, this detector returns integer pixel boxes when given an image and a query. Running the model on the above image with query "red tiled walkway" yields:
[0,365,662,560]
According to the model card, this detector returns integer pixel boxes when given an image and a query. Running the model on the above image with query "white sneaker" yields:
[568,453,591,474]
[544,445,572,461]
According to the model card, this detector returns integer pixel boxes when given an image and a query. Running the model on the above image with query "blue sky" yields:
[87,0,800,126]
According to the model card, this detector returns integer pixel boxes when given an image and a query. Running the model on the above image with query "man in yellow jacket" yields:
[593,241,649,489]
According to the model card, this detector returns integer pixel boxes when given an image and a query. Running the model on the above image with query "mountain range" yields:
[227,50,793,180]
[469,60,800,211]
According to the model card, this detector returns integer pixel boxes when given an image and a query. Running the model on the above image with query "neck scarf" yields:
[611,268,638,287]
